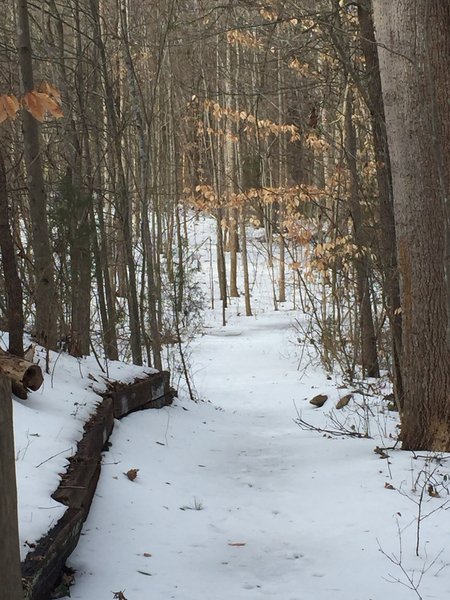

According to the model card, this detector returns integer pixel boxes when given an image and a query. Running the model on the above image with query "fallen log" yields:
[0,349,43,399]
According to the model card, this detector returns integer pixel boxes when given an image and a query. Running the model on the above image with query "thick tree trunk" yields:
[16,0,57,349]
[0,147,24,357]
[0,375,23,600]
[373,0,450,450]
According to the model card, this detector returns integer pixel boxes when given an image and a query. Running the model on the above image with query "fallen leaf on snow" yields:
[125,468,139,481]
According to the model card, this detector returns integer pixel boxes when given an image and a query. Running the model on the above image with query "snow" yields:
[11,216,450,599]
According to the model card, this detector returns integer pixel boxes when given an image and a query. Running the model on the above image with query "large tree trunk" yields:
[16,0,57,350]
[373,1,450,450]
[0,375,24,600]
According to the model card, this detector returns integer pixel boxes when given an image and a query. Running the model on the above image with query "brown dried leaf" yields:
[309,394,328,408]
[125,468,139,481]
[0,103,7,124]
[427,485,440,498]
[384,482,395,490]
[0,94,20,122]
[37,81,62,104]
[336,393,352,410]
[22,90,63,121]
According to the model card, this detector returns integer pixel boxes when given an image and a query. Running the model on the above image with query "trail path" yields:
[64,305,448,600]
[64,220,449,600]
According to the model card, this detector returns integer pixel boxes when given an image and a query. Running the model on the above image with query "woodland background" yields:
[0,0,449,451]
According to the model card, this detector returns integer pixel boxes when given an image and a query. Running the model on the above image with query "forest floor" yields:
[12,218,450,600]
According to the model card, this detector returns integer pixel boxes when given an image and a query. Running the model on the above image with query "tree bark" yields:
[358,0,403,402]
[0,146,24,358]
[373,0,450,450]
[344,86,380,378]
[16,0,57,350]
[0,374,24,600]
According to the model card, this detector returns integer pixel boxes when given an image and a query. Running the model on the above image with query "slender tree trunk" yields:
[120,0,161,368]
[16,0,57,349]
[0,147,24,357]
[345,86,380,378]
[90,0,142,364]
[373,0,450,450]
[358,0,403,404]
[240,208,252,316]
[0,375,23,600]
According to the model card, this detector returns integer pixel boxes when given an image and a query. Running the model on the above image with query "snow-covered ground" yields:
[9,343,156,560]
[12,217,450,599]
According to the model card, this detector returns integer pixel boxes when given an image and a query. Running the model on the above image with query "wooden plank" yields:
[0,374,23,600]
[22,371,173,599]
[22,508,84,600]
[112,371,172,418]
[52,397,113,509]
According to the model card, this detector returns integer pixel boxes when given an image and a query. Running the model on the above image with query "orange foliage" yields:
[0,83,63,124]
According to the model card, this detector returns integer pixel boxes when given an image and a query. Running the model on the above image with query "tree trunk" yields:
[358,0,403,405]
[89,0,142,364]
[0,146,24,358]
[344,86,380,378]
[16,0,57,349]
[240,208,253,317]
[0,375,24,600]
[373,0,450,450]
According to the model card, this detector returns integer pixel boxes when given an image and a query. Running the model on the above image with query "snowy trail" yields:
[63,305,450,600]
[65,310,317,599]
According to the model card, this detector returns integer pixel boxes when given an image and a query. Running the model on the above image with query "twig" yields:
[293,402,369,439]
[35,447,72,468]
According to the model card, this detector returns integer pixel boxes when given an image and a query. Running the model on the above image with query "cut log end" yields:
[0,349,44,396]
[22,364,44,391]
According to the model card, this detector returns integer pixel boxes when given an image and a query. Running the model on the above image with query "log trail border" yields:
[21,370,173,600]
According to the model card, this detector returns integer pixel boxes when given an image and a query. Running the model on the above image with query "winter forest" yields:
[0,1,449,599]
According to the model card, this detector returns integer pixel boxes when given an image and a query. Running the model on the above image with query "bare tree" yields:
[16,0,57,350]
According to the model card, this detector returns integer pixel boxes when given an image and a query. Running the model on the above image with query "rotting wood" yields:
[108,370,172,418]
[0,348,43,399]
[21,508,84,600]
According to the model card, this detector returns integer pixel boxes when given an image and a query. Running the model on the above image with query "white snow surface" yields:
[11,217,450,599]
